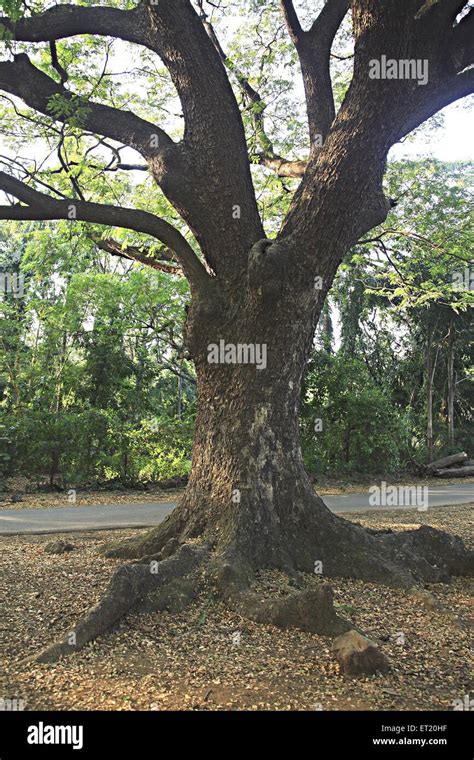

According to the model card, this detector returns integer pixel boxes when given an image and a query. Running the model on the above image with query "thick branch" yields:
[0,2,263,277]
[0,54,173,158]
[0,4,147,45]
[0,172,209,290]
[111,163,148,172]
[203,19,273,153]
[280,0,349,146]
[280,0,302,46]
[280,0,474,262]
[144,0,264,276]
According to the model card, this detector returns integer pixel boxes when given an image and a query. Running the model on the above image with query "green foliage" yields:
[321,159,473,467]
[301,353,405,475]
[47,94,92,129]
[0,223,195,488]
[1,158,472,485]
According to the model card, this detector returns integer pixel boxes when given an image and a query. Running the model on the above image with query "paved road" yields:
[0,484,472,536]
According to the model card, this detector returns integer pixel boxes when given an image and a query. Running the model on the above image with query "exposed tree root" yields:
[136,576,200,615]
[102,509,186,560]
[229,584,352,636]
[28,488,473,665]
[102,491,473,590]
[377,525,473,579]
[29,542,210,664]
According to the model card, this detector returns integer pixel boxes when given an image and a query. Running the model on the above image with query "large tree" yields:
[0,0,473,660]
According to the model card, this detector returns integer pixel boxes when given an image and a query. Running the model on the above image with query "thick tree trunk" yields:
[47,240,473,663]
[427,452,467,472]
[122,264,327,573]
[106,261,473,588]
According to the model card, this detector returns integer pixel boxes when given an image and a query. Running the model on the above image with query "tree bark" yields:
[426,330,435,461]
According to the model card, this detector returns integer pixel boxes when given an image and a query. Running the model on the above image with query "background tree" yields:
[0,223,195,487]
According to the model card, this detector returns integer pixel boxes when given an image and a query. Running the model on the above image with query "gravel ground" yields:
[0,504,472,711]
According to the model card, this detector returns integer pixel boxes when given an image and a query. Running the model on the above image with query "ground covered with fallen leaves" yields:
[1,504,472,711]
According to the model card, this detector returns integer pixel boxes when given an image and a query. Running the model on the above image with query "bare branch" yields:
[258,155,306,178]
[112,163,149,172]
[202,16,306,178]
[144,0,264,276]
[280,1,302,45]
[49,41,68,85]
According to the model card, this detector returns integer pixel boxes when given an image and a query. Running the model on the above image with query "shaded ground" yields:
[0,504,472,711]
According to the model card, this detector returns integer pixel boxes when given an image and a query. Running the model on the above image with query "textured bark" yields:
[280,0,349,148]
[29,543,210,663]
[433,466,474,478]
[233,585,352,637]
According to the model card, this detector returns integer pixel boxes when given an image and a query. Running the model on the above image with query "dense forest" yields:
[1,158,472,489]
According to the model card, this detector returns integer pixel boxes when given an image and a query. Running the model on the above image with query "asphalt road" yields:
[0,483,472,536]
